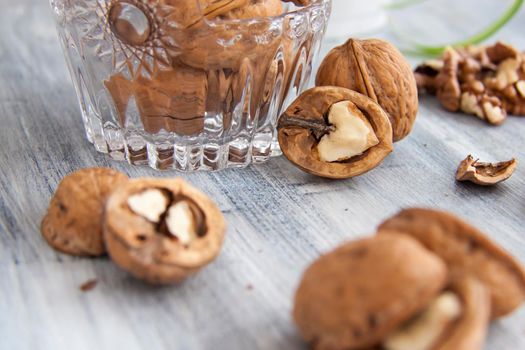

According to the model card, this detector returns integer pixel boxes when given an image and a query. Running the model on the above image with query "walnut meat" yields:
[277,86,393,179]
[379,208,525,319]
[415,42,525,124]
[104,178,225,284]
[41,168,128,256]
[293,234,447,350]
[316,38,419,141]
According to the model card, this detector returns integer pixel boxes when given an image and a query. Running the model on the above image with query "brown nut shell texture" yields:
[277,86,393,179]
[432,277,491,350]
[456,155,517,186]
[315,38,419,142]
[41,168,128,256]
[378,208,525,319]
[219,0,283,20]
[104,178,225,284]
[293,234,447,350]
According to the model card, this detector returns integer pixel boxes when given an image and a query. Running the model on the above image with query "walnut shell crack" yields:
[104,178,225,284]
[456,155,517,186]
[277,86,393,179]
[41,168,128,256]
[315,38,418,142]
[293,234,447,350]
[378,208,525,319]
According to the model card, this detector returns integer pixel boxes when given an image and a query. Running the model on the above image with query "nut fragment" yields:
[41,168,128,256]
[378,208,525,318]
[384,292,462,350]
[456,155,517,186]
[128,189,169,222]
[165,200,200,245]
[316,38,418,141]
[435,47,462,112]
[104,178,225,284]
[277,86,393,179]
[459,92,507,125]
[293,234,447,349]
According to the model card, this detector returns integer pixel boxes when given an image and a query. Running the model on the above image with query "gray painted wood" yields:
[1,0,524,349]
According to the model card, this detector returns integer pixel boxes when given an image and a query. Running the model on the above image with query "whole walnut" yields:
[316,38,418,142]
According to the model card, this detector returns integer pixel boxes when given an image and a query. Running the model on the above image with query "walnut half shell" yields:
[456,155,517,186]
[378,208,525,319]
[104,178,225,284]
[432,277,491,350]
[316,39,418,142]
[277,86,393,179]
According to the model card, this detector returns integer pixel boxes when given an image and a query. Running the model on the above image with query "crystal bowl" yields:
[50,0,332,171]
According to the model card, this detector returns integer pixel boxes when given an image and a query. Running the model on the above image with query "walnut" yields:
[459,91,507,125]
[384,291,463,350]
[414,42,525,124]
[104,178,225,284]
[435,48,462,112]
[281,0,312,5]
[385,277,491,350]
[41,168,128,256]
[156,0,249,28]
[293,234,447,350]
[414,60,443,95]
[219,0,283,19]
[105,62,208,136]
[383,278,490,350]
[379,208,525,319]
[277,86,393,179]
[315,38,419,142]
[431,277,491,350]
[172,0,284,70]
[456,155,517,186]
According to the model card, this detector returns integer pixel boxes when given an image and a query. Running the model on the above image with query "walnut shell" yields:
[315,39,418,142]
[293,234,447,350]
[105,62,208,136]
[378,208,525,319]
[41,168,128,256]
[433,277,490,350]
[277,86,393,179]
[104,178,225,284]
[456,155,517,186]
[219,0,283,19]
[171,0,283,71]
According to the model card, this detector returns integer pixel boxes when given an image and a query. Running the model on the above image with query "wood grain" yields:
[0,0,524,349]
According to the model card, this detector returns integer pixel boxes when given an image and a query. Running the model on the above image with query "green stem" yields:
[394,0,524,56]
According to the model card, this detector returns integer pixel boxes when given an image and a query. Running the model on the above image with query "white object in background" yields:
[326,0,391,39]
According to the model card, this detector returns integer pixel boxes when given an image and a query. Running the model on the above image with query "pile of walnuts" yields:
[415,42,525,125]
[41,168,226,284]
[293,208,525,350]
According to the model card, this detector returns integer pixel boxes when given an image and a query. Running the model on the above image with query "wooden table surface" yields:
[1,0,524,349]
